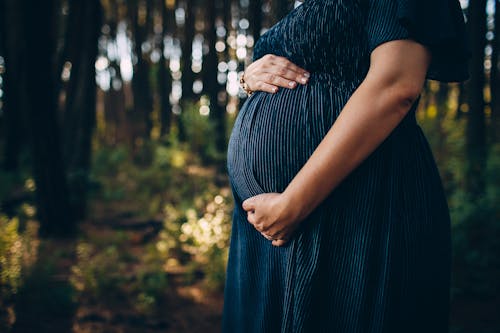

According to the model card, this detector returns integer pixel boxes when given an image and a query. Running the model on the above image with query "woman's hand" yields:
[243,54,310,94]
[242,193,302,247]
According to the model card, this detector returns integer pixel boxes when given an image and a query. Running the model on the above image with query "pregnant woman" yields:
[223,0,469,331]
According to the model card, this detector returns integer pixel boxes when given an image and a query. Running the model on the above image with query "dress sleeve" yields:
[367,0,470,83]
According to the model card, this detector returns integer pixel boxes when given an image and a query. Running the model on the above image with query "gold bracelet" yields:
[239,71,254,96]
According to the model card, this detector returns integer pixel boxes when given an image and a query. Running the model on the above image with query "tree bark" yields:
[103,0,130,146]
[203,0,227,160]
[181,0,196,101]
[436,83,449,109]
[158,0,175,136]
[130,0,154,139]
[465,0,487,196]
[271,0,292,24]
[62,0,102,220]
[250,0,263,44]
[491,0,499,122]
[456,82,467,119]
[22,0,75,236]
[0,0,26,172]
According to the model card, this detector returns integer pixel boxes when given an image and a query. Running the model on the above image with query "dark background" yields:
[0,0,498,332]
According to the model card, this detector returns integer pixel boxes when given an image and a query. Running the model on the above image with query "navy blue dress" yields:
[223,0,469,332]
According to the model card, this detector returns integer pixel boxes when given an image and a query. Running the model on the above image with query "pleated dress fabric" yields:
[223,0,469,332]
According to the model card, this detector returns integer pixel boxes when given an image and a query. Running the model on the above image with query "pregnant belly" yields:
[227,74,356,201]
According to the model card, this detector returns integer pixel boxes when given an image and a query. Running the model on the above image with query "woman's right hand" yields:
[242,54,310,94]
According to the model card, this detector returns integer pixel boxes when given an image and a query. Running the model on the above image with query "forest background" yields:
[0,0,499,332]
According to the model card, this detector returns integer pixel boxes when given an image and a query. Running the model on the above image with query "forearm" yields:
[281,78,420,222]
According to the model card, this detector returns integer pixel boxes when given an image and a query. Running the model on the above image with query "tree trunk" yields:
[272,0,292,24]
[22,0,75,236]
[130,0,154,140]
[0,0,26,172]
[55,0,70,102]
[181,0,195,101]
[203,0,227,160]
[465,0,487,197]
[250,0,263,44]
[491,0,499,122]
[436,83,449,109]
[158,0,174,136]
[104,0,130,147]
[62,0,102,220]
[456,82,467,119]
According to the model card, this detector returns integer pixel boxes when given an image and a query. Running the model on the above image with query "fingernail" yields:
[303,72,310,78]
[301,77,308,83]
[273,87,278,93]
[288,81,296,87]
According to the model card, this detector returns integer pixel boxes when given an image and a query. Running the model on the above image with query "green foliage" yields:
[160,188,232,291]
[70,242,129,304]
[92,145,130,177]
[88,130,234,295]
[449,143,500,297]
[133,248,169,314]
[419,98,500,299]
[90,139,209,213]
[0,157,36,203]
[0,216,23,300]
[180,100,220,163]
[0,216,38,303]
[70,230,169,315]
[0,216,39,331]
[90,145,130,200]
[204,246,230,292]
[0,172,17,202]
[13,262,77,326]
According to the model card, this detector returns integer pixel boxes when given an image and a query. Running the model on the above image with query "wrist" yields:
[239,71,254,96]
[279,189,307,224]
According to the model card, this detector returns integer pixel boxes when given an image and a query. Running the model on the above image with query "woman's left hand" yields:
[242,193,301,247]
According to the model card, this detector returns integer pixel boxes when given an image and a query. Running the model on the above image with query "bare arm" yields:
[243,39,431,246]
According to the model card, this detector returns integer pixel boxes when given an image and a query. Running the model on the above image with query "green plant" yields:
[160,188,233,291]
[180,100,219,163]
[0,216,40,332]
[70,242,129,304]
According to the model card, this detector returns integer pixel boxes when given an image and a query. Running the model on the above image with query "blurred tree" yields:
[21,0,75,236]
[491,0,499,121]
[465,0,487,197]
[158,0,175,136]
[0,0,27,172]
[454,4,470,120]
[250,0,263,44]
[271,0,292,23]
[130,0,154,139]
[222,0,232,56]
[436,83,449,109]
[203,0,227,158]
[222,0,232,33]
[62,0,102,220]
[456,82,467,119]
[103,0,129,146]
[181,0,195,101]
